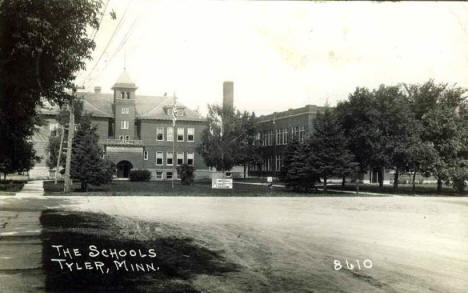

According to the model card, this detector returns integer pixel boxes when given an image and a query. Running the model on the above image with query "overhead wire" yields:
[83,0,134,85]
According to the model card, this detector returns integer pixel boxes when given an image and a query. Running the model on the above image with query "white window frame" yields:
[187,152,194,166]
[121,120,129,130]
[156,127,164,141]
[167,127,173,141]
[156,171,163,180]
[156,152,163,166]
[166,171,173,180]
[166,152,173,166]
[143,150,148,160]
[121,107,129,114]
[187,128,194,142]
[177,152,184,165]
[177,127,184,142]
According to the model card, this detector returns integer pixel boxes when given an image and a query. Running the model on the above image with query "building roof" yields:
[38,92,206,122]
[112,70,137,89]
[256,104,326,123]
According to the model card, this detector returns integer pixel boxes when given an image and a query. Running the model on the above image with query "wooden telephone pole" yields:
[63,86,83,193]
[63,98,75,193]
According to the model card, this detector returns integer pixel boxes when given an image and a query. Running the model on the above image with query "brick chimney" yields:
[223,81,234,110]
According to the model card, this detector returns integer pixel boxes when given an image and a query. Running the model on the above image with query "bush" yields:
[129,170,151,182]
[177,164,195,185]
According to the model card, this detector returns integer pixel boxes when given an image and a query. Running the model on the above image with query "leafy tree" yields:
[70,115,113,192]
[335,87,378,190]
[307,108,356,192]
[236,111,262,178]
[0,0,102,178]
[197,104,255,172]
[405,81,467,192]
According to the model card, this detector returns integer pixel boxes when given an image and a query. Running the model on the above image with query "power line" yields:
[90,3,143,81]
[91,0,110,43]
[84,0,133,84]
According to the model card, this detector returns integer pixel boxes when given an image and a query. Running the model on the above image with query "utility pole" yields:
[171,93,177,189]
[54,124,65,184]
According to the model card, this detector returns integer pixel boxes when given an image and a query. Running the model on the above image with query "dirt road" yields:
[62,195,468,293]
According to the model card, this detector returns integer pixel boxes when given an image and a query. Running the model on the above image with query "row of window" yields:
[258,126,305,146]
[156,127,194,142]
[143,151,195,166]
[250,155,284,172]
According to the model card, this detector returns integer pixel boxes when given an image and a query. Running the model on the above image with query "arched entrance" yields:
[116,161,133,178]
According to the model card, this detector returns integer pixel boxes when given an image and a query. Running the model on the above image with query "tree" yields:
[335,87,378,191]
[235,111,262,178]
[282,139,317,191]
[46,99,83,172]
[405,81,467,192]
[307,108,356,192]
[197,104,255,172]
[70,115,113,192]
[177,164,195,185]
[0,0,102,178]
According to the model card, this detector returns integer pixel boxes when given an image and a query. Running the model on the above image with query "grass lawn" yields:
[40,209,236,293]
[0,180,26,195]
[43,180,350,197]
[236,177,467,196]
[330,183,466,196]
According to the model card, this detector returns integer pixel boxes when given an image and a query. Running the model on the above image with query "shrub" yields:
[177,164,195,185]
[129,170,151,182]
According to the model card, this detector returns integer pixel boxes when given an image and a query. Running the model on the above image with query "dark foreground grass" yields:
[43,180,346,197]
[0,180,26,194]
[40,210,238,293]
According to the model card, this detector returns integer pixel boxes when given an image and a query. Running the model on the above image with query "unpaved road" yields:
[56,195,468,293]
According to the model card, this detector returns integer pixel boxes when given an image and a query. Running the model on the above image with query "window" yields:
[121,107,129,114]
[167,127,173,141]
[276,155,282,171]
[177,128,184,141]
[187,128,194,142]
[299,126,305,142]
[187,152,194,166]
[156,171,163,180]
[49,122,59,136]
[156,127,164,141]
[120,92,125,99]
[166,172,173,180]
[166,152,173,166]
[156,152,163,166]
[283,129,288,144]
[119,135,123,141]
[177,152,184,165]
[143,150,148,160]
[125,135,129,141]
[126,92,130,99]
[121,120,129,129]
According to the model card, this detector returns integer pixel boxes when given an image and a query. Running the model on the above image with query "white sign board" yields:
[267,177,273,183]
[212,178,233,189]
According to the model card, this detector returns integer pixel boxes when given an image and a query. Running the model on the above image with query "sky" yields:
[75,0,468,116]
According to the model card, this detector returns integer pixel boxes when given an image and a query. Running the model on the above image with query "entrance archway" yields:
[116,160,133,178]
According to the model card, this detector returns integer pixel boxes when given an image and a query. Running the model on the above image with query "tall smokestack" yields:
[223,81,234,110]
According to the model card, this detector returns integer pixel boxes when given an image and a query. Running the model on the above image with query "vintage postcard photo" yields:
[0,1,467,292]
